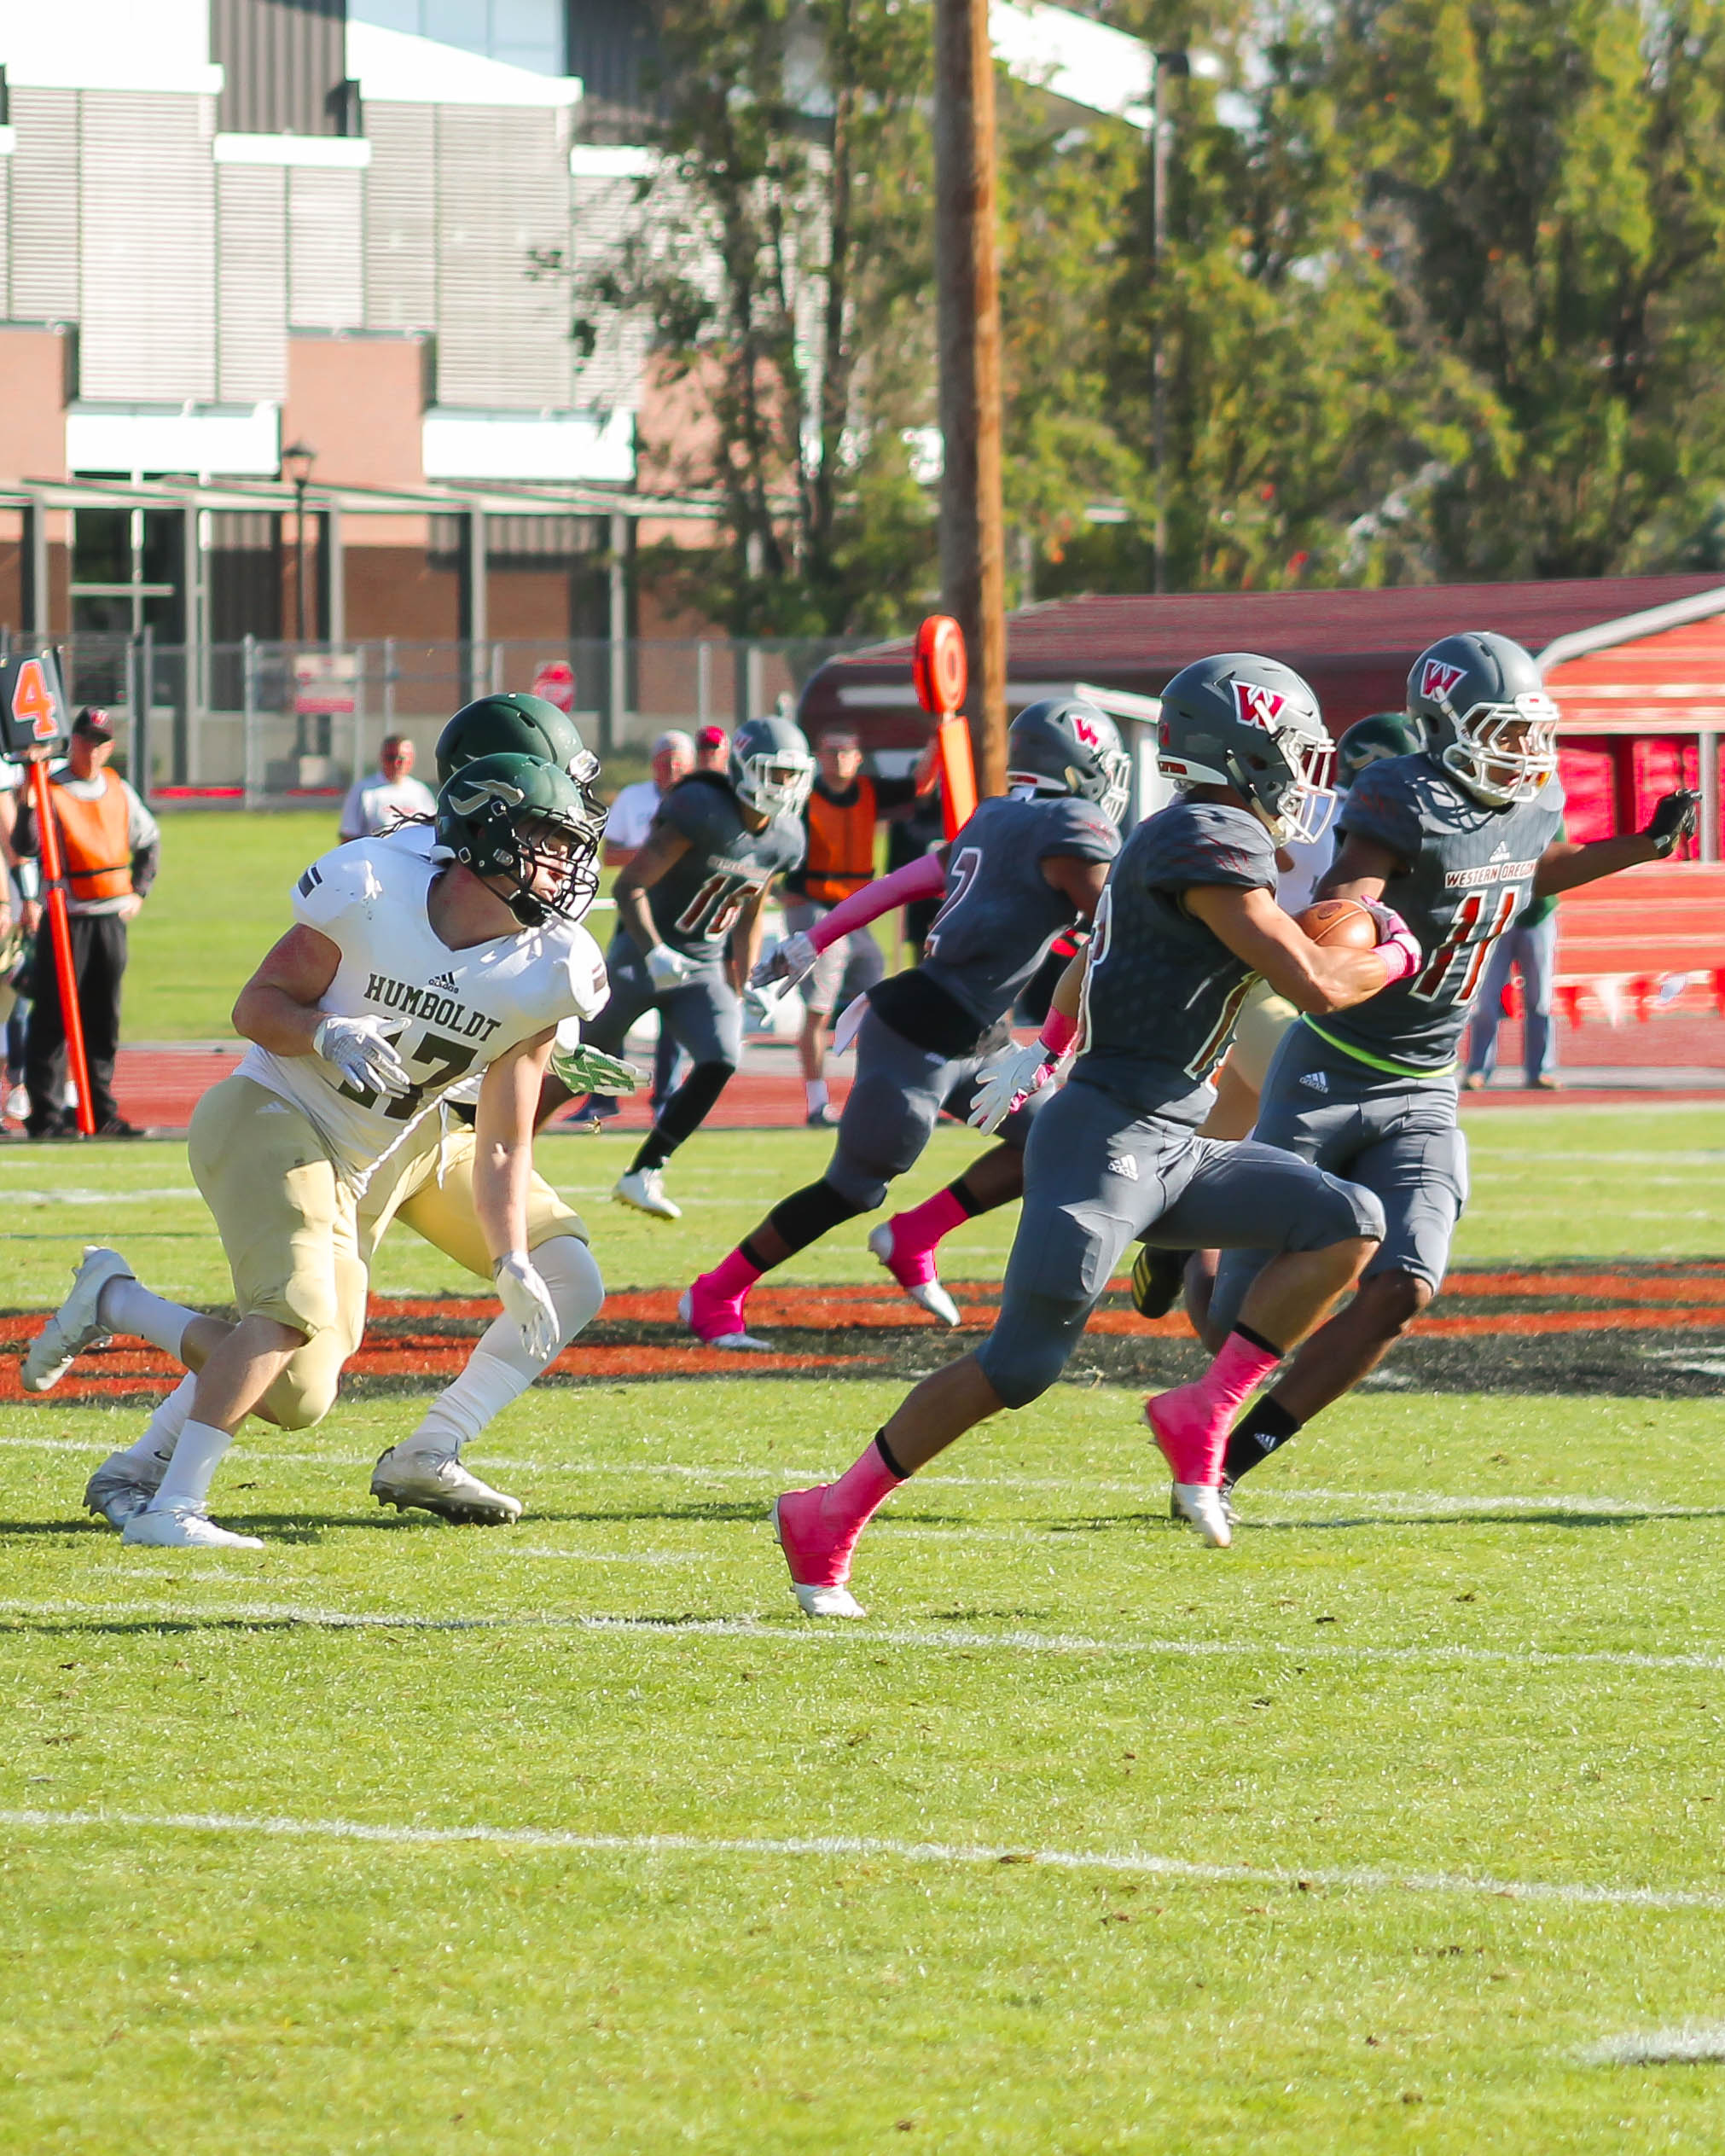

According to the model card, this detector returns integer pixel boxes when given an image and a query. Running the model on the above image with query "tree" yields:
[613,0,938,637]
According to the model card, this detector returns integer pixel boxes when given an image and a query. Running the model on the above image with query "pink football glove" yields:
[1362,900,1422,986]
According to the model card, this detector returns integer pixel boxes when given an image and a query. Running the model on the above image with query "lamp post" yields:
[1149,50,1188,597]
[282,440,317,758]
[282,440,317,646]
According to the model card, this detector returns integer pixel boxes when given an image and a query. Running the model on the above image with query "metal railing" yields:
[0,632,878,803]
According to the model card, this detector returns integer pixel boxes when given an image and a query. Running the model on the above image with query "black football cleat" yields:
[1130,1243,1190,1321]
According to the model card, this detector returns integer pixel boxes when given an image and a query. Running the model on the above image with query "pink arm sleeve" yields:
[1037,1007,1078,1058]
[806,851,948,950]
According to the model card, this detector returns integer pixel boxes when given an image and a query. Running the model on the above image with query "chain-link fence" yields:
[0,632,878,803]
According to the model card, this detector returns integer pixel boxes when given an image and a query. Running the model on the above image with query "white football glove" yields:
[311,1014,413,1098]
[493,1250,560,1364]
[646,944,699,989]
[750,929,820,993]
[967,1043,1057,1136]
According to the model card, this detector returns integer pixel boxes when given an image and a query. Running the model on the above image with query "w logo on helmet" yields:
[1232,680,1286,730]
[1420,659,1467,703]
[449,776,526,816]
[1070,714,1101,747]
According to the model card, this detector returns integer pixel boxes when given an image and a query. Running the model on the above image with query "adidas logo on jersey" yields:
[1490,841,1511,862]
[1298,1070,1330,1093]
[1106,1154,1139,1180]
[429,971,459,992]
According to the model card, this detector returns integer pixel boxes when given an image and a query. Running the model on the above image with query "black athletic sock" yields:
[1233,1320,1284,1360]
[764,1177,866,1259]
[1223,1396,1304,1485]
[630,1060,735,1173]
[947,1173,987,1218]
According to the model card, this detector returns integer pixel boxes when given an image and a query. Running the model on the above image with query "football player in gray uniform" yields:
[562,713,814,1220]
[681,700,1128,1349]
[1207,630,1700,1502]
[768,654,1416,1615]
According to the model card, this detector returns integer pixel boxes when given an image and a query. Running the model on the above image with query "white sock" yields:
[98,1276,196,1360]
[148,1420,234,1512]
[401,1239,604,1461]
[804,1078,828,1113]
[115,1374,196,1479]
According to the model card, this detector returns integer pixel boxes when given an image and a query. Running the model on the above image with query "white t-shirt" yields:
[339,771,438,841]
[237,838,608,1192]
[603,779,662,851]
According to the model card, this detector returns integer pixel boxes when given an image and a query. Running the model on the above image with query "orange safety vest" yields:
[803,778,879,907]
[51,773,133,904]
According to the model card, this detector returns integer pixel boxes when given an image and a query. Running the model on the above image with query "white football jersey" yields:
[238,839,607,1191]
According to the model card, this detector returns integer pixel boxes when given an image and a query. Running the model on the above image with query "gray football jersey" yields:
[1069,799,1277,1125]
[916,791,1120,1028]
[1321,753,1565,1070]
[642,774,805,962]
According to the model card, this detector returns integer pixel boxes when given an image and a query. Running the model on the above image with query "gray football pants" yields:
[1209,1019,1467,1341]
[975,1076,1385,1409]
[824,1008,1046,1211]
[583,936,743,1070]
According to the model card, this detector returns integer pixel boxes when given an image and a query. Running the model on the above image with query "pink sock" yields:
[704,1246,764,1298]
[1196,1329,1282,1420]
[820,1437,905,1537]
[889,1185,968,1262]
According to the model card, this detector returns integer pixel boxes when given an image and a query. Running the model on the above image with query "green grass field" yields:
[3,1115,1725,2149]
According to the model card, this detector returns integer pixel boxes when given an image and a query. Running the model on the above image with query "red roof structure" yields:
[799,574,1725,742]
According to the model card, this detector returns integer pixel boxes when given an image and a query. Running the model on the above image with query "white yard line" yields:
[5,1596,1725,1678]
[1,1804,1719,1913]
[0,1437,1706,1518]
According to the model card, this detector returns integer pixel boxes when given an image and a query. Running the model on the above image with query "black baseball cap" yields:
[72,707,115,741]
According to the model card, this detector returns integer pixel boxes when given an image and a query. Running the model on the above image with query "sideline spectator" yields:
[0,753,39,1122]
[694,724,730,773]
[339,735,436,840]
[781,728,919,1125]
[20,708,160,1138]
[603,731,694,867]
[1463,882,1562,1091]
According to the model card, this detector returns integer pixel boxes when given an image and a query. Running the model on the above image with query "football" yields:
[1294,897,1379,948]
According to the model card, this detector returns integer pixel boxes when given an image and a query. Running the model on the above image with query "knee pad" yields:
[532,1233,606,1347]
[974,1296,1085,1409]
[259,1349,343,1432]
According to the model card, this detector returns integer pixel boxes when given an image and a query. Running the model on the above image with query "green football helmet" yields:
[433,752,606,927]
[1334,710,1426,792]
[435,693,594,787]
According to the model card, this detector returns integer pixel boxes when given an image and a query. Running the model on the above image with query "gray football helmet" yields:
[1156,652,1334,844]
[1407,631,1558,807]
[729,713,816,820]
[1007,697,1132,823]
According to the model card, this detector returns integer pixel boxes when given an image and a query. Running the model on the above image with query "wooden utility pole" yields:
[933,0,1008,796]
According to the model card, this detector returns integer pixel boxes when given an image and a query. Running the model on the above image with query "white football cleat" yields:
[84,1453,163,1531]
[370,1447,523,1525]
[3,1083,28,1123]
[792,1580,867,1619]
[1170,1480,1238,1531]
[21,1245,134,1392]
[122,1503,264,1550]
[677,1287,772,1352]
[613,1167,682,1220]
[866,1223,960,1327]
[1170,1483,1234,1549]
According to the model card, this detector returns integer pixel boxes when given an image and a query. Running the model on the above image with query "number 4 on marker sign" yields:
[10,660,59,740]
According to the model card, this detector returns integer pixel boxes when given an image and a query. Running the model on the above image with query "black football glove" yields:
[1643,788,1700,857]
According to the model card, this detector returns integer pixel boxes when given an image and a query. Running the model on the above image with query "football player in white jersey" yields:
[27,753,612,1548]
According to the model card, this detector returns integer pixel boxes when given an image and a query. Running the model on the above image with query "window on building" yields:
[351,0,565,76]
[70,509,184,644]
